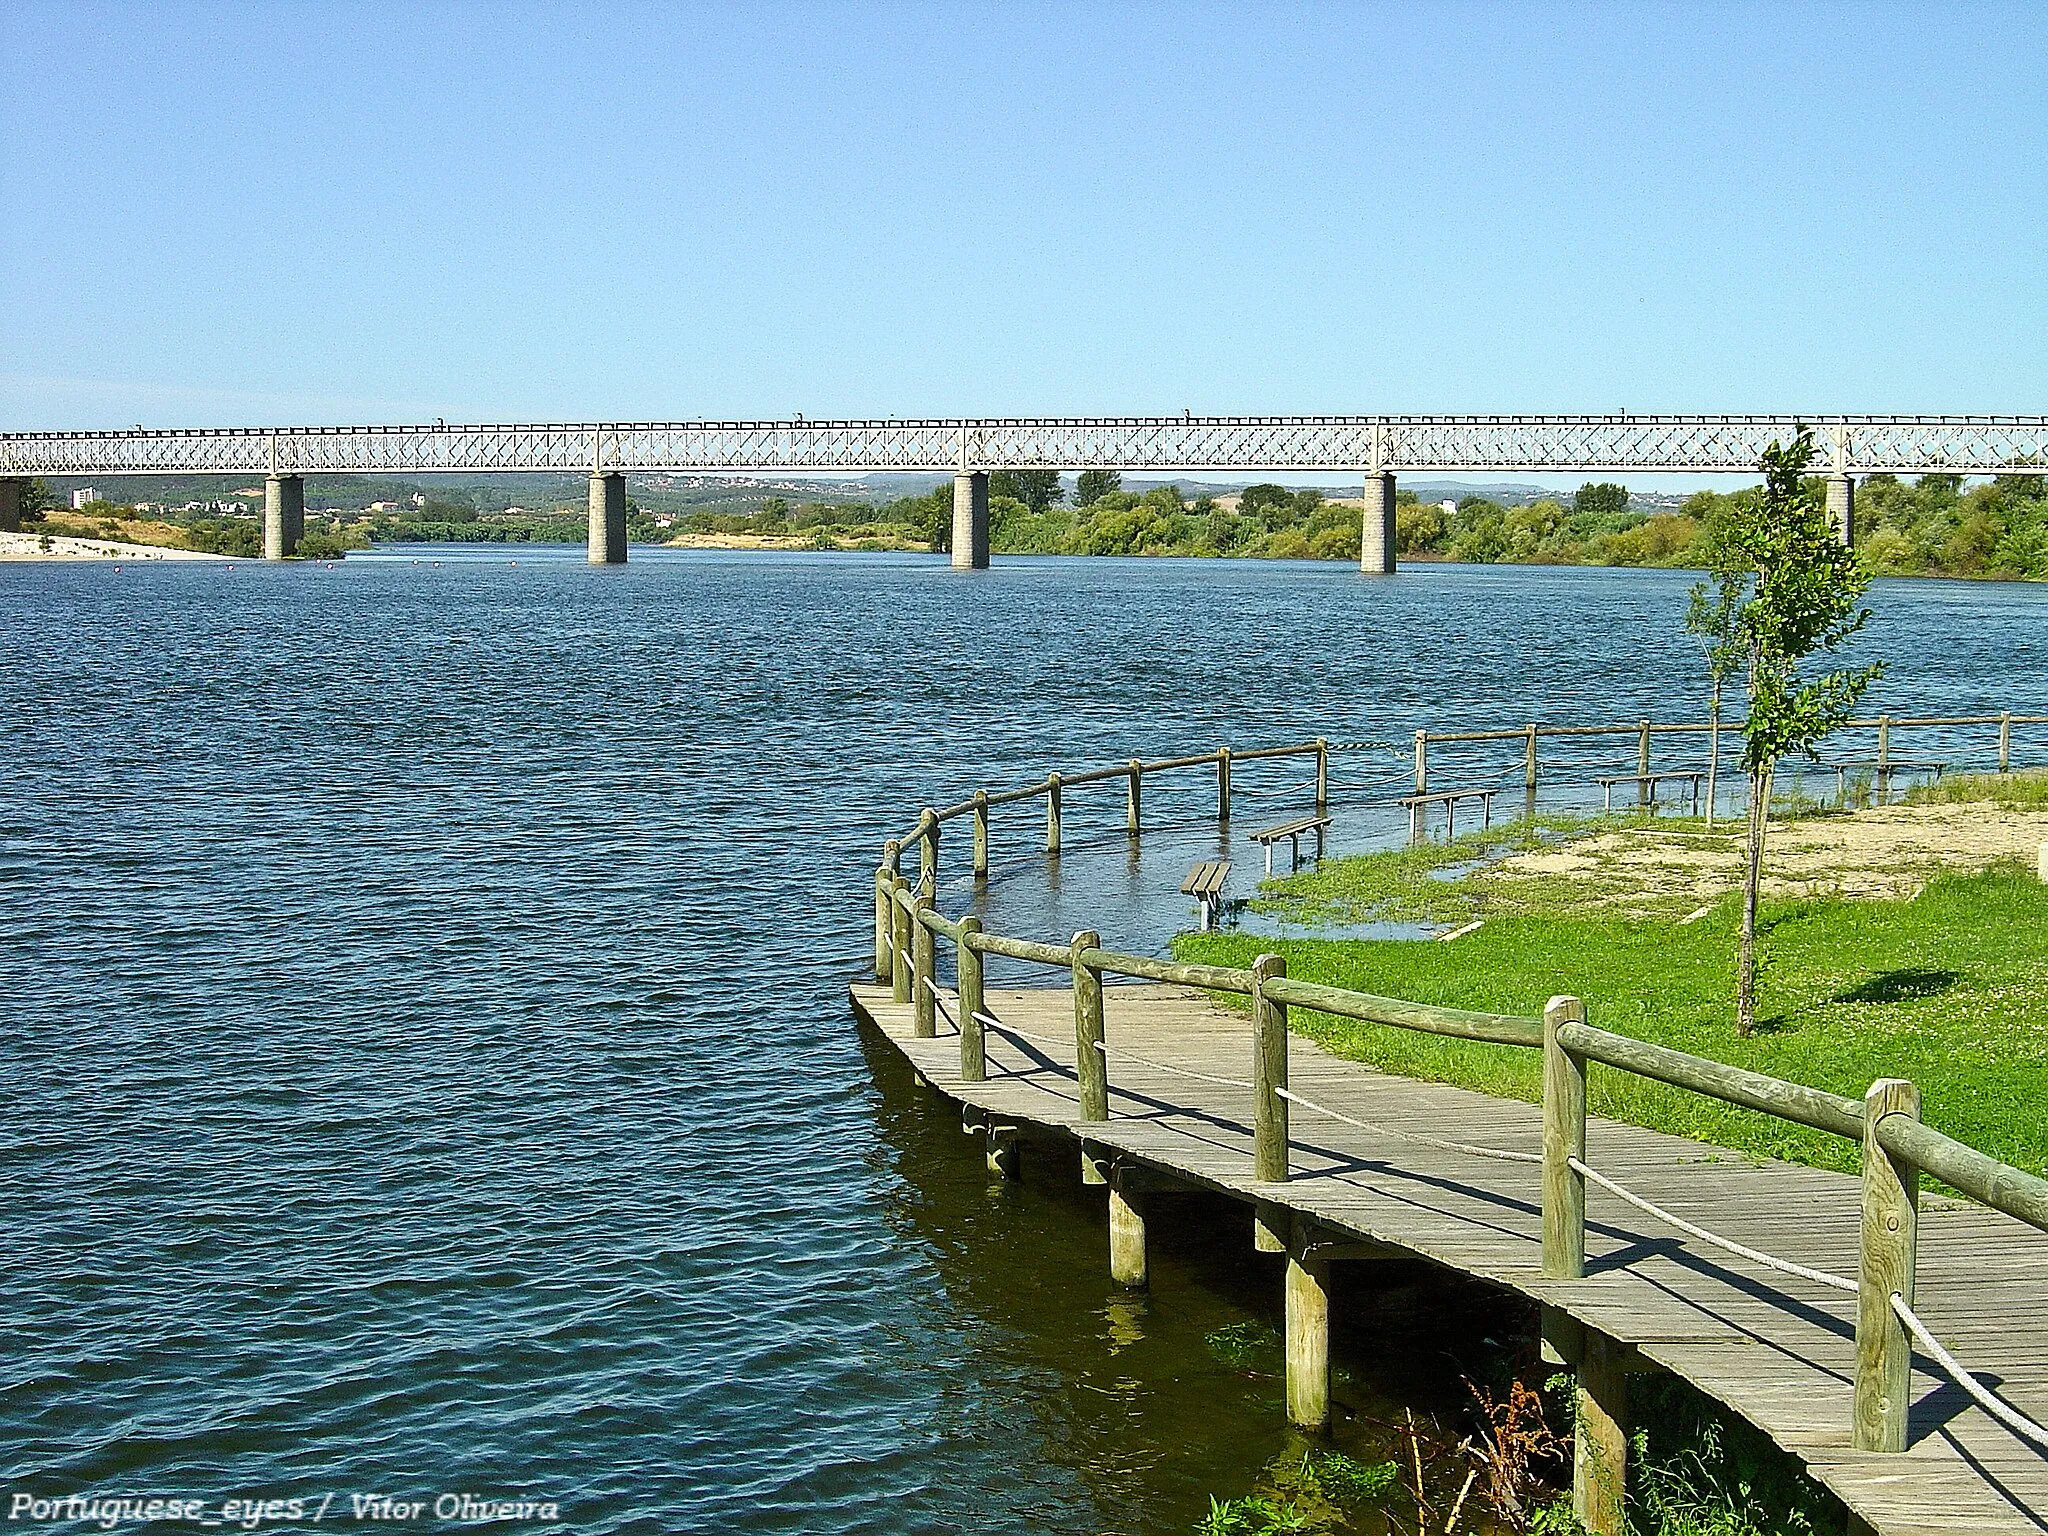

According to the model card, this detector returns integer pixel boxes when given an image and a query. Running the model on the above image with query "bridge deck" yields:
[850,981,2048,1536]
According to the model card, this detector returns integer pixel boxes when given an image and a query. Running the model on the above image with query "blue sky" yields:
[3,0,2042,459]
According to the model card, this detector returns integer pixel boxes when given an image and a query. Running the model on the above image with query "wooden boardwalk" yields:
[852,981,2048,1536]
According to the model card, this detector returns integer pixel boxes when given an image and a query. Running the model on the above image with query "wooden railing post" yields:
[1046,773,1062,857]
[1252,953,1290,1183]
[1855,1078,1921,1453]
[957,916,985,1081]
[1637,719,1651,809]
[874,838,901,982]
[1525,723,1539,800]
[889,875,913,1005]
[2001,712,2012,774]
[972,790,989,878]
[918,809,938,896]
[1217,747,1232,823]
[1314,739,1329,817]
[1073,928,1107,1184]
[1414,730,1428,793]
[1073,928,1106,1119]
[1543,995,1588,1279]
[1127,759,1142,835]
[911,896,936,1038]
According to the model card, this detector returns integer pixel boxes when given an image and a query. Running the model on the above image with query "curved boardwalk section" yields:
[851,980,2048,1534]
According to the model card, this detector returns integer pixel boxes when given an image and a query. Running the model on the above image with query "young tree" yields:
[1720,429,1883,1035]
[1683,554,1746,831]
[1075,469,1121,507]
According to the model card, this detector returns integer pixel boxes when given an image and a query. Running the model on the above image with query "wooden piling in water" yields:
[973,790,989,878]
[1046,773,1062,857]
[1109,1165,1147,1289]
[1127,759,1142,835]
[1575,1329,1630,1535]
[1855,1078,1920,1453]
[1286,1214,1331,1431]
[1217,747,1232,823]
[1314,738,1328,817]
[919,809,937,894]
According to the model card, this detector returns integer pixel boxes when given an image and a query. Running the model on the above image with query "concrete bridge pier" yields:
[0,479,22,533]
[1826,475,1855,547]
[951,471,989,569]
[263,474,304,560]
[588,472,627,564]
[1360,472,1397,574]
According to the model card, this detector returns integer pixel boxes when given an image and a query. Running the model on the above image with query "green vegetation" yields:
[1625,1377,1842,1536]
[1176,855,2048,1180]
[1194,1450,1402,1535]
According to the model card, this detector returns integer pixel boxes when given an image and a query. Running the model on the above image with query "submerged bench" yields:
[1820,758,1948,801]
[1250,813,1331,875]
[1594,769,1706,813]
[1180,860,1230,931]
[1397,786,1497,843]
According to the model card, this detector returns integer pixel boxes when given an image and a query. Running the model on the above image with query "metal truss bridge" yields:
[4,414,2044,479]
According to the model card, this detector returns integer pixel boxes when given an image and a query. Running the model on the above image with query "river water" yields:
[3,550,2044,1534]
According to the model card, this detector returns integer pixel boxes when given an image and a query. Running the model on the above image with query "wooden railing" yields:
[1413,712,2048,796]
[870,738,2048,1459]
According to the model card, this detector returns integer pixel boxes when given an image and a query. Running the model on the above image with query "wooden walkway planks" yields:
[850,981,2048,1536]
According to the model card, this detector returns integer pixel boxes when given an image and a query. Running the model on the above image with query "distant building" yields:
[1438,500,1457,516]
[367,501,399,513]
[71,488,100,509]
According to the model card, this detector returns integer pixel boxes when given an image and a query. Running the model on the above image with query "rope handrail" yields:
[1567,1155,1857,1294]
[1891,1293,2048,1454]
[1278,1086,1542,1166]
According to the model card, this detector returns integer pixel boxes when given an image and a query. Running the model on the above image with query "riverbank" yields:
[1176,777,2048,1180]
[0,529,228,561]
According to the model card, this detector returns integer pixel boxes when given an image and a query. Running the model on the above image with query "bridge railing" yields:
[870,735,2048,1460]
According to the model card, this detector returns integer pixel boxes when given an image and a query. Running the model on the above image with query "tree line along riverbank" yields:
[11,468,2047,578]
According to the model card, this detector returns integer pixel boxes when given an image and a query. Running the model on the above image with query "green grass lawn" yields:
[1175,863,2048,1179]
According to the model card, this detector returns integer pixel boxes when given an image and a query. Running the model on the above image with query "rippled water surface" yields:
[4,550,2043,1533]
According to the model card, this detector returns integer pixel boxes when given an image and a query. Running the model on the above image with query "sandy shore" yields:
[661,531,930,552]
[0,530,228,562]
[1490,796,2048,912]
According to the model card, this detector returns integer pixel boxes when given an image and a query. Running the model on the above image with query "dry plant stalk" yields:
[1460,1376,1566,1530]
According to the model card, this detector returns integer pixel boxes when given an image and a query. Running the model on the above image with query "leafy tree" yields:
[1719,429,1883,1035]
[1075,469,1121,507]
[14,479,58,526]
[1574,482,1630,521]
[1395,501,1446,553]
[990,469,1062,514]
[1238,484,1296,527]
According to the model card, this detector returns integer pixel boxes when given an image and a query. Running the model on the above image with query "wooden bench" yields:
[1594,770,1706,814]
[1250,813,1332,875]
[1180,860,1231,931]
[1819,758,1948,802]
[1397,787,1497,843]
